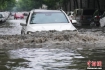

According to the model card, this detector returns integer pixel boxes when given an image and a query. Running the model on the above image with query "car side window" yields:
[26,12,30,24]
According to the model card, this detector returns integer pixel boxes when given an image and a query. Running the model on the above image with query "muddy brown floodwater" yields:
[0,17,105,70]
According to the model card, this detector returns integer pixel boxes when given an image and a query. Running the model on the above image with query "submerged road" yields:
[0,15,105,70]
[0,16,26,35]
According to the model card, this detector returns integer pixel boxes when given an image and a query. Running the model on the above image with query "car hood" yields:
[27,23,77,32]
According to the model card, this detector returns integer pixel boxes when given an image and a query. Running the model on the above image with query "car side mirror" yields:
[20,23,27,26]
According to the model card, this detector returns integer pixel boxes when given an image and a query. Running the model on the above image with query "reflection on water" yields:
[0,48,105,70]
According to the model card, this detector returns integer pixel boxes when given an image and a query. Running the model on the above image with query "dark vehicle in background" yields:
[74,9,96,26]
[90,9,105,27]
[23,12,29,16]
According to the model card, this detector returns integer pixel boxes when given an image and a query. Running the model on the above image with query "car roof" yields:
[31,9,61,12]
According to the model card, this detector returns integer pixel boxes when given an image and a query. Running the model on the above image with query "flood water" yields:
[0,16,25,35]
[0,16,105,70]
[0,47,105,70]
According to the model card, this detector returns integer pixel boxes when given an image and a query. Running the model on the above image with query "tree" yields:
[0,0,16,11]
[16,0,42,11]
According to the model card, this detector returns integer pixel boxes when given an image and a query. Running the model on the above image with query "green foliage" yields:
[15,0,72,11]
[16,0,42,11]
[0,0,105,11]
[0,0,16,11]
[15,0,64,11]
[43,0,59,9]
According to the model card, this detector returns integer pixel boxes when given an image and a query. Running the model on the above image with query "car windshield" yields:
[30,12,68,24]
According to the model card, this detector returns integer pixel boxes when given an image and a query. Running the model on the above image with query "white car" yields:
[100,17,105,32]
[20,9,77,34]
[0,13,6,22]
